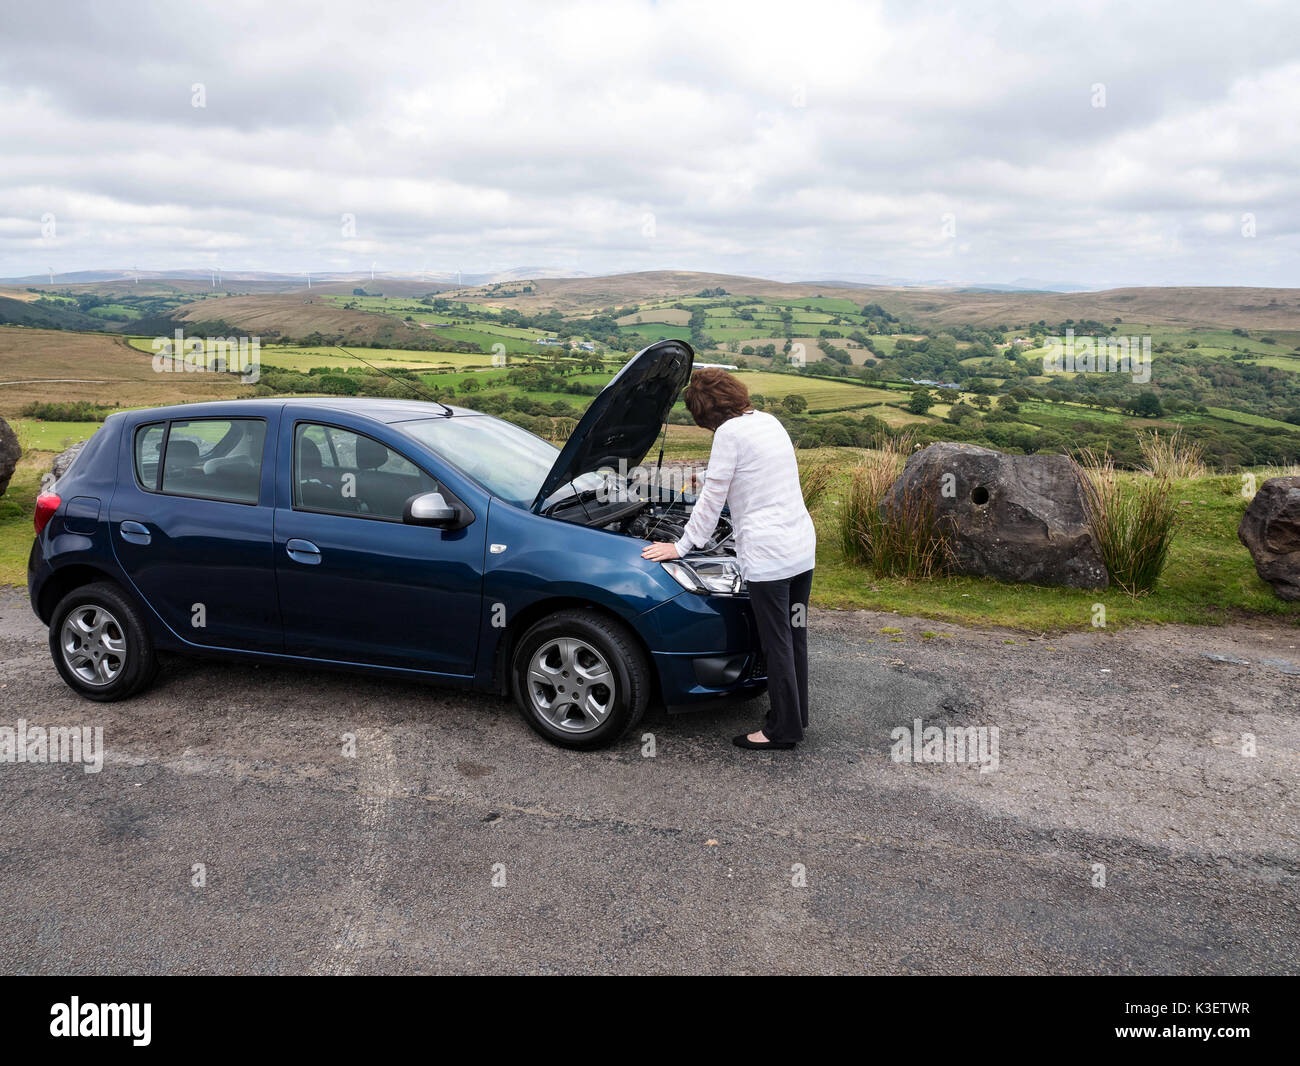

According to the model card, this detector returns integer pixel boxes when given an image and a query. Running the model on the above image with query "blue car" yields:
[28,340,765,748]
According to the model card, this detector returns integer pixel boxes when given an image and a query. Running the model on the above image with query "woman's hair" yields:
[683,368,752,431]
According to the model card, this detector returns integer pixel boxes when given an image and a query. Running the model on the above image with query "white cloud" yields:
[0,0,1297,286]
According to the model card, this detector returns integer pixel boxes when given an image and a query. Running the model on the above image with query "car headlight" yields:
[662,558,745,596]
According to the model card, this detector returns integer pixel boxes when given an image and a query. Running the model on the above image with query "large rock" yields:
[1238,476,1300,601]
[886,442,1109,589]
[50,440,87,482]
[0,417,20,497]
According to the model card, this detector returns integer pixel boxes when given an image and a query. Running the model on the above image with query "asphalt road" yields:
[1,588,1297,975]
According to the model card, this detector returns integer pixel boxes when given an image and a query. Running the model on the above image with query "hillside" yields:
[457,271,1300,331]
[455,270,859,311]
[875,285,1300,331]
[169,292,453,345]
[0,294,109,332]
[0,327,245,415]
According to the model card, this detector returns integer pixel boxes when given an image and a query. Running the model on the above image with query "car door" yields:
[272,416,485,676]
[110,412,282,652]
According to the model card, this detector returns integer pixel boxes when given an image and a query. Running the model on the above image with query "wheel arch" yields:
[37,564,126,624]
[489,596,659,702]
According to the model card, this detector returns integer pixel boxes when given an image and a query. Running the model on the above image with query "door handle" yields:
[119,520,151,546]
[286,538,322,565]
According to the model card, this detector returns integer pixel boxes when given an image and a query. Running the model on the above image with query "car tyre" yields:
[49,581,159,702]
[511,608,651,749]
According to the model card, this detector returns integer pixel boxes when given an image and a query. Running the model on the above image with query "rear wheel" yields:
[49,581,158,702]
[511,609,651,749]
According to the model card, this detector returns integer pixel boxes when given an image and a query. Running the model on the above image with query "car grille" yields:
[746,649,767,681]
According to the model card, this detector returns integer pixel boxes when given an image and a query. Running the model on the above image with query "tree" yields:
[907,388,935,415]
[1132,391,1164,418]
[781,393,807,414]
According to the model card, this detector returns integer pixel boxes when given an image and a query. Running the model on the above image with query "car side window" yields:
[134,423,166,491]
[294,423,438,520]
[159,418,266,504]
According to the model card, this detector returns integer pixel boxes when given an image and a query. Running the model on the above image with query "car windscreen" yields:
[395,415,558,508]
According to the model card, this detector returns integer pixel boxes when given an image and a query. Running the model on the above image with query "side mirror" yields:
[404,491,459,528]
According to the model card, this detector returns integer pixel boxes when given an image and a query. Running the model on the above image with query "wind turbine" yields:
[48,266,54,284]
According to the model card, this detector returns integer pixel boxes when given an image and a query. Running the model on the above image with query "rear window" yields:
[134,423,166,490]
[135,418,266,504]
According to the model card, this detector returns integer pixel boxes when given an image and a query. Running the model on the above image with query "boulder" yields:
[50,440,88,482]
[0,417,20,497]
[1238,476,1300,601]
[885,442,1109,589]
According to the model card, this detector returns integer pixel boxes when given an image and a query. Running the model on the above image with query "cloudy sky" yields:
[2,0,1297,289]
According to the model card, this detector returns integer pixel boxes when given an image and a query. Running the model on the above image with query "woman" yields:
[642,369,816,750]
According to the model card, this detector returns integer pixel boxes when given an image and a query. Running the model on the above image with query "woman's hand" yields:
[641,541,680,562]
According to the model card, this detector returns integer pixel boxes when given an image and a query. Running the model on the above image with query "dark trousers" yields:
[748,568,813,744]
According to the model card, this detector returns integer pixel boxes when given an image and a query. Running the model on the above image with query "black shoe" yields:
[732,731,796,750]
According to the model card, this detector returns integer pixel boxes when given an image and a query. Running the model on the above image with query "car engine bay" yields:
[545,490,735,557]
[618,501,734,555]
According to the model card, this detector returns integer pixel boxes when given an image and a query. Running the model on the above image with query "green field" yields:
[12,419,105,451]
[126,338,499,372]
[734,372,901,413]
[1201,406,1298,430]
[618,323,692,342]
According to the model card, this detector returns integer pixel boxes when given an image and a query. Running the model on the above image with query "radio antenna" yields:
[334,346,453,416]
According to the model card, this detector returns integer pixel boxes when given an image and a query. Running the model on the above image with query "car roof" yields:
[120,397,484,424]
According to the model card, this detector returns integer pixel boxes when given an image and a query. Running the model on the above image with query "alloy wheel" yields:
[525,637,616,733]
[60,604,127,687]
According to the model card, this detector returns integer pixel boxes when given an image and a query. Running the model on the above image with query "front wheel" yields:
[49,581,158,702]
[511,609,651,749]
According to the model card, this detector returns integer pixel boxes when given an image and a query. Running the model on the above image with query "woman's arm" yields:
[641,424,737,561]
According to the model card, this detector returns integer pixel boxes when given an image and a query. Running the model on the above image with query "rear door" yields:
[110,411,282,651]
[272,415,485,676]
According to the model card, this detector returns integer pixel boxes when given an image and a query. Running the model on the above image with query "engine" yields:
[617,502,734,555]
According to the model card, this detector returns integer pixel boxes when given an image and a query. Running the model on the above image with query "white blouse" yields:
[673,410,817,582]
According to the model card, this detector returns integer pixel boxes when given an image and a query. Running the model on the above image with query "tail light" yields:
[34,492,61,535]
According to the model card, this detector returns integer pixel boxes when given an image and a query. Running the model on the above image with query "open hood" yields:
[531,339,694,512]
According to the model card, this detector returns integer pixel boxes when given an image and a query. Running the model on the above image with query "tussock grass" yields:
[798,459,835,510]
[839,433,953,578]
[1138,428,1206,480]
[1077,449,1178,594]
[1257,463,1300,479]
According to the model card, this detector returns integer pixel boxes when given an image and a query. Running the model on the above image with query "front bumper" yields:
[636,589,766,708]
